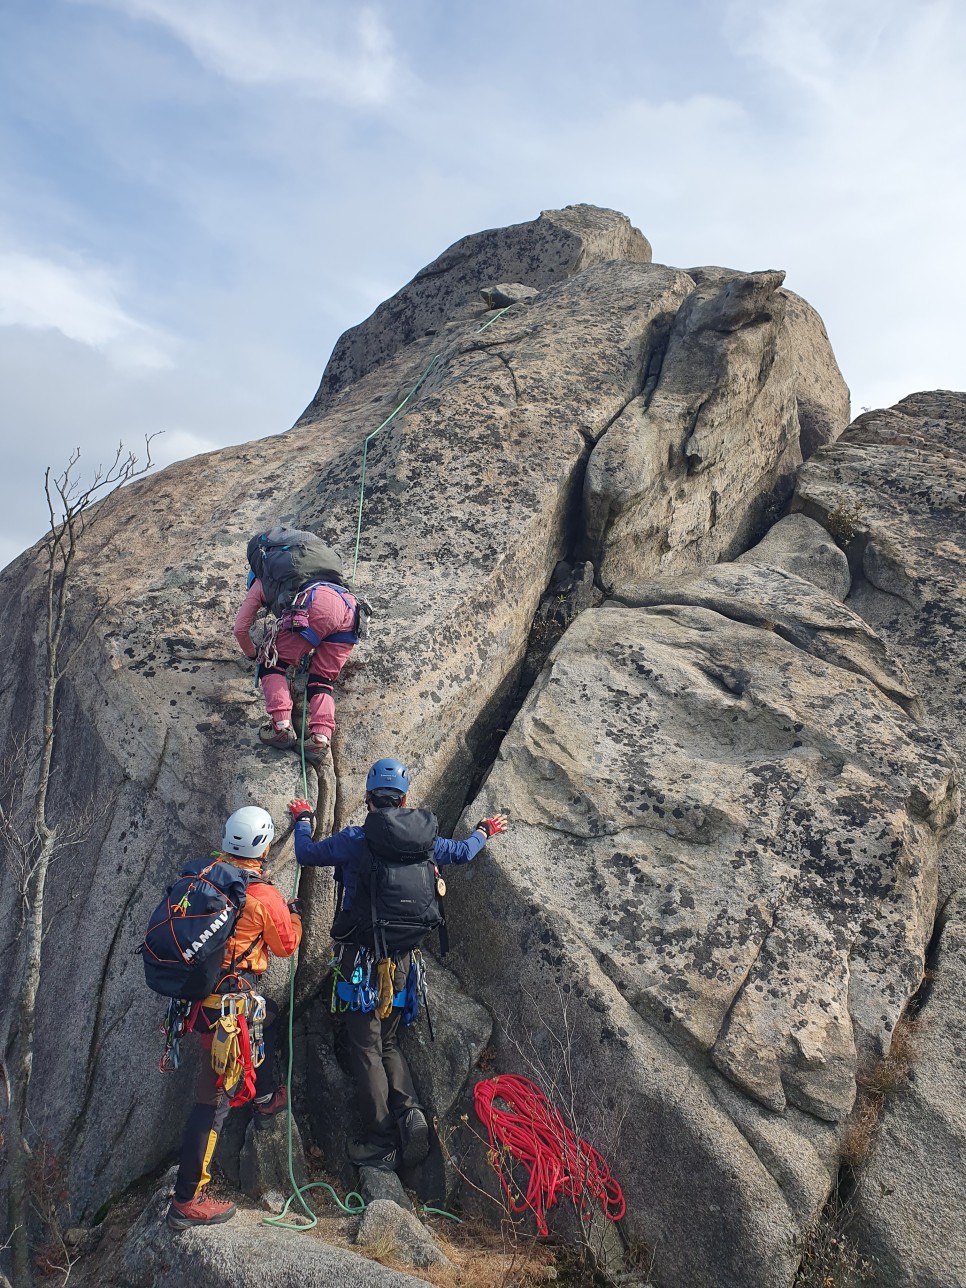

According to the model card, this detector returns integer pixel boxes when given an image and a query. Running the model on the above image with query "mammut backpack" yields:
[247,527,346,617]
[333,809,443,956]
[139,857,250,1000]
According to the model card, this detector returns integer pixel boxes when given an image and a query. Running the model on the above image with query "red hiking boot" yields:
[253,1086,289,1119]
[259,719,296,749]
[302,733,330,764]
[166,1188,237,1230]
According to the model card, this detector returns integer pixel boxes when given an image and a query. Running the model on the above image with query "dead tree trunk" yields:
[2,442,154,1287]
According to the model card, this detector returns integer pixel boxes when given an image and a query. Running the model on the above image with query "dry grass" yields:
[842,1013,919,1167]
[856,1016,918,1098]
[794,1197,876,1288]
[346,1214,558,1288]
[840,1096,880,1169]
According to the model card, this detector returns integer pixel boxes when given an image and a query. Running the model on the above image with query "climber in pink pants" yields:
[234,577,356,759]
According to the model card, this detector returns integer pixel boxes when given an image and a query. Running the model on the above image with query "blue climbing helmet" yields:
[366,758,410,797]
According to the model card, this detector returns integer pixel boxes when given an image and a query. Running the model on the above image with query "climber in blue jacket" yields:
[288,756,507,1171]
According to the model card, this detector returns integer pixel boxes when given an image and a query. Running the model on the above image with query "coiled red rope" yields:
[473,1074,626,1236]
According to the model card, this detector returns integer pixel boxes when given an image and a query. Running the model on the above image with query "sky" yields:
[1,0,964,569]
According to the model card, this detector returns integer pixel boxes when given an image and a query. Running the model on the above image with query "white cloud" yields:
[0,250,172,369]
[149,426,222,466]
[75,0,400,105]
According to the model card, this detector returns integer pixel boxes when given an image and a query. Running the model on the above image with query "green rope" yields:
[264,297,517,1227]
[349,305,513,585]
[262,712,461,1230]
[350,352,443,585]
[419,1205,461,1222]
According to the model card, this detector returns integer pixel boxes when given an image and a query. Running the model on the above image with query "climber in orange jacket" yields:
[167,806,302,1230]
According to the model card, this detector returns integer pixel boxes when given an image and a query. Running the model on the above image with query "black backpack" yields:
[247,527,347,618]
[333,809,443,956]
[139,857,251,1000]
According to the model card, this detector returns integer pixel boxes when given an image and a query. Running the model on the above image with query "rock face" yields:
[238,1112,307,1209]
[796,391,966,895]
[0,204,933,1288]
[118,1188,429,1288]
[737,513,851,600]
[307,203,652,406]
[584,268,849,596]
[449,559,956,1288]
[850,890,966,1287]
[794,393,966,1287]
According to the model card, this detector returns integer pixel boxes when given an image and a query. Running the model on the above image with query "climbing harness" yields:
[210,992,266,1092]
[256,582,366,675]
[473,1074,626,1237]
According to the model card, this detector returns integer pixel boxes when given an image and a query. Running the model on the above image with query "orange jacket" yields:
[220,856,301,975]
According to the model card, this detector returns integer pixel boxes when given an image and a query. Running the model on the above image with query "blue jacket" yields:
[293,815,487,912]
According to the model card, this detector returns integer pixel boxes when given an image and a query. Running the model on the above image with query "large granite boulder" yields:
[306,203,652,406]
[584,268,850,596]
[0,208,687,1217]
[684,266,850,459]
[0,203,859,1286]
[795,392,966,1287]
[737,513,851,600]
[447,559,956,1288]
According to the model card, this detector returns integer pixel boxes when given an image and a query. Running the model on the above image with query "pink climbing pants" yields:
[259,588,356,740]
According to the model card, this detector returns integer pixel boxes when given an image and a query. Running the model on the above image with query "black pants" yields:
[341,955,419,1150]
[173,998,279,1202]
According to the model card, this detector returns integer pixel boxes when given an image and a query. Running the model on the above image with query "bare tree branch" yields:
[2,438,155,1287]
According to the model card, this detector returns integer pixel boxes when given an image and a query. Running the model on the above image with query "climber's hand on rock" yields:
[476,814,508,839]
[288,798,314,823]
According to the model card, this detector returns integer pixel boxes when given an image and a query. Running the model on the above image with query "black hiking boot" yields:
[398,1106,430,1168]
[347,1137,399,1172]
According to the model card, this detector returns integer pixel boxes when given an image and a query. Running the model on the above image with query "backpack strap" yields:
[230,871,272,970]
[365,843,388,963]
[232,931,264,972]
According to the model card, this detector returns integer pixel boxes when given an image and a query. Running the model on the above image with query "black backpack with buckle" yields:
[332,809,443,957]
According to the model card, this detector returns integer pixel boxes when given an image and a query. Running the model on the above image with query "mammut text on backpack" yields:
[139,858,250,1000]
[247,527,346,618]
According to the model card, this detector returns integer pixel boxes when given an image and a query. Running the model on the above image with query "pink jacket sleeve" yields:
[234,579,266,659]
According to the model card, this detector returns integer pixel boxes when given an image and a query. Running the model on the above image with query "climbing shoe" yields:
[302,733,330,764]
[166,1188,236,1230]
[253,1086,288,1120]
[398,1106,430,1168]
[259,719,296,749]
[347,1137,399,1172]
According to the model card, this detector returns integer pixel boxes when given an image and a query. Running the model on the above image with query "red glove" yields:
[288,799,314,823]
[476,814,508,839]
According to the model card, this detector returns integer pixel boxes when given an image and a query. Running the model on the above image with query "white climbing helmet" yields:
[221,806,275,858]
